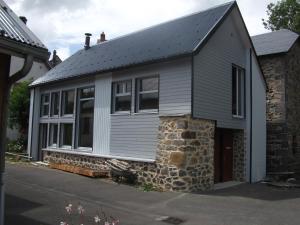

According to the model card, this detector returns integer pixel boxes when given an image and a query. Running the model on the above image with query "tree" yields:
[262,0,300,33]
[8,80,31,136]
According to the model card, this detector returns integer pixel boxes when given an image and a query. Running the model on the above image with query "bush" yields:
[7,137,27,153]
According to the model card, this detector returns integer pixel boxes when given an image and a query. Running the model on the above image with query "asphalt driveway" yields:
[4,163,300,225]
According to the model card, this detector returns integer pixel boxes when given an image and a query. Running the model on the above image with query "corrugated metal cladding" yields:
[32,1,235,86]
[0,0,46,49]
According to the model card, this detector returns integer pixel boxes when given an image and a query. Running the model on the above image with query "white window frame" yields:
[50,91,60,118]
[61,89,76,118]
[59,123,73,149]
[49,123,59,148]
[232,65,245,118]
[40,93,50,118]
[112,80,132,114]
[135,75,159,113]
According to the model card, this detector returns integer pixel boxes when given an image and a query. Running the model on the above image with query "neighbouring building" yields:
[252,29,300,174]
[28,1,267,192]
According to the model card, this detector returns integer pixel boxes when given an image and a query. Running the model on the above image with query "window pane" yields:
[232,67,237,115]
[49,124,58,147]
[40,124,48,149]
[78,99,94,148]
[51,92,60,116]
[62,90,74,115]
[140,77,158,92]
[115,95,131,111]
[60,123,73,147]
[40,94,50,117]
[125,81,131,93]
[238,69,242,116]
[80,87,94,99]
[139,92,158,110]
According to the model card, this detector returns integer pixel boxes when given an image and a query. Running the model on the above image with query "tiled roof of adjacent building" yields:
[251,29,299,56]
[0,0,47,50]
[32,1,236,86]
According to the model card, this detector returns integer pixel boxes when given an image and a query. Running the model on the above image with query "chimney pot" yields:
[97,32,107,44]
[19,16,27,24]
[84,33,92,50]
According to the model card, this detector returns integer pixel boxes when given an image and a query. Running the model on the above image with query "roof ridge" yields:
[252,29,299,38]
[93,1,235,48]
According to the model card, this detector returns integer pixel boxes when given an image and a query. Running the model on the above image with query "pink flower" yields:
[94,215,101,223]
[65,204,72,214]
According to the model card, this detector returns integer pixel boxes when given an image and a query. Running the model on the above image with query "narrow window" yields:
[39,123,48,149]
[60,123,73,149]
[112,80,132,113]
[136,76,159,112]
[51,92,60,117]
[232,66,245,118]
[62,90,75,116]
[49,123,58,148]
[40,93,50,117]
[78,87,94,149]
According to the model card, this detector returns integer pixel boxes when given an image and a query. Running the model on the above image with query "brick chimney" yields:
[84,33,92,50]
[97,32,106,44]
[19,16,27,25]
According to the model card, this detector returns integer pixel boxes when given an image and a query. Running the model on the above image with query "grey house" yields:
[28,1,266,191]
[252,29,300,174]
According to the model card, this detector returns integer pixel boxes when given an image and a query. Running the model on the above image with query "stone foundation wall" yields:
[232,129,246,181]
[44,115,216,192]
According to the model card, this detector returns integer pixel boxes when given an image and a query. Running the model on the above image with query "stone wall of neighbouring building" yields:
[44,115,216,192]
[232,129,246,181]
[259,40,300,173]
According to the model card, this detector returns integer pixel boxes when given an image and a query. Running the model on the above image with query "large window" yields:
[78,87,95,148]
[232,65,245,118]
[62,90,75,116]
[39,86,94,152]
[112,80,132,113]
[40,93,50,117]
[136,76,159,112]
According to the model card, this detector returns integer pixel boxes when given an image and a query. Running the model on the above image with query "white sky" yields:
[6,0,279,60]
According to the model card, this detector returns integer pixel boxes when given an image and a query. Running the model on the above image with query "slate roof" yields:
[251,29,299,56]
[0,0,47,49]
[32,1,236,86]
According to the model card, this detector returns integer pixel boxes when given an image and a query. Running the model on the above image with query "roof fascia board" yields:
[0,37,49,61]
[193,1,236,55]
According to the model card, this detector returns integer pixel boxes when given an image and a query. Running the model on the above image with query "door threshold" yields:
[214,181,244,190]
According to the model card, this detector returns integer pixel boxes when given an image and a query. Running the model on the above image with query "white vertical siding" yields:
[93,74,112,155]
[27,89,34,155]
[30,87,41,160]
[193,9,247,129]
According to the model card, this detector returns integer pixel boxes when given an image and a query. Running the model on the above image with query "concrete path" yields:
[4,163,300,225]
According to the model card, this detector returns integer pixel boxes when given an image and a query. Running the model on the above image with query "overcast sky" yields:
[6,0,279,60]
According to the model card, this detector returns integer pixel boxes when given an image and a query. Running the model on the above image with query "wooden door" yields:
[214,129,233,183]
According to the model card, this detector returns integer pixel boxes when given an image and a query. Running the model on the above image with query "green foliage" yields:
[8,80,31,135]
[7,137,27,153]
[262,0,300,33]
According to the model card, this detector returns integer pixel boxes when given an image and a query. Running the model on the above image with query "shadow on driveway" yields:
[5,194,51,225]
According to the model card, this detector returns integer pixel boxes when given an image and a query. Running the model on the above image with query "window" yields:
[60,123,73,148]
[51,92,60,117]
[62,90,75,116]
[40,93,50,117]
[232,65,245,118]
[78,87,94,148]
[39,123,48,149]
[112,80,132,113]
[49,123,58,147]
[136,76,159,112]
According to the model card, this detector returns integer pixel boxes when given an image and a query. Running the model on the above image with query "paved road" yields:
[4,163,300,225]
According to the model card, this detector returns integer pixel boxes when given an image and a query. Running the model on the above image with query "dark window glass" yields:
[40,124,48,149]
[232,67,237,115]
[49,123,58,147]
[40,94,50,117]
[62,90,75,115]
[80,87,94,99]
[60,123,73,147]
[137,76,159,111]
[232,66,245,117]
[51,92,60,116]
[112,80,131,113]
[78,88,94,148]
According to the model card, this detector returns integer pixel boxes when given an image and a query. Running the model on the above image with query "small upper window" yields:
[232,65,245,118]
[136,76,159,112]
[62,90,75,116]
[51,92,60,117]
[112,80,132,113]
[40,93,50,117]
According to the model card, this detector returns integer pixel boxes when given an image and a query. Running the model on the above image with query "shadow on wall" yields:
[5,194,51,225]
[199,183,300,201]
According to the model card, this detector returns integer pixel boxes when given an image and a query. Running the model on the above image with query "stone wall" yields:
[44,115,216,192]
[232,129,246,181]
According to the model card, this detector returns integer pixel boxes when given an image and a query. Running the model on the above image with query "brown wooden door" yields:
[214,129,233,183]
